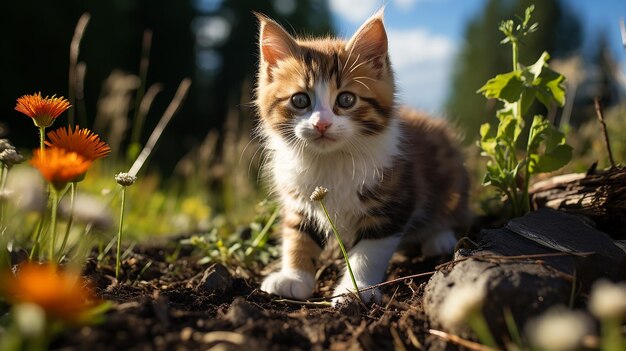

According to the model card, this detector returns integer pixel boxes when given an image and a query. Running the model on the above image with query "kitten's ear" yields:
[345,9,388,59]
[256,13,299,66]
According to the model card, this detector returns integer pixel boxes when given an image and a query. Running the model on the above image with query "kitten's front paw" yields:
[331,282,381,307]
[260,270,315,300]
[421,230,457,258]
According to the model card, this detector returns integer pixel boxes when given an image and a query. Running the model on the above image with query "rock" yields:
[424,208,626,343]
[224,297,265,326]
[192,263,233,294]
[424,253,572,338]
[504,209,626,283]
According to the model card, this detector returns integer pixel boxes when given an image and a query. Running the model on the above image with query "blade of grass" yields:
[245,206,279,257]
[68,13,91,127]
[128,78,191,177]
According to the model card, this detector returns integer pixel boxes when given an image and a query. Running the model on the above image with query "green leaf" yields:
[534,66,566,107]
[479,122,492,140]
[478,71,524,103]
[529,144,573,173]
[528,52,550,80]
[496,105,523,141]
[482,163,504,187]
[520,90,536,115]
[526,115,572,174]
[496,110,521,143]
[524,52,566,108]
[527,115,549,153]
[523,5,535,28]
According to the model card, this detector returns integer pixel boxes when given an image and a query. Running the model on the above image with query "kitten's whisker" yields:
[240,133,261,165]
[349,57,374,73]
[344,42,358,75]
[347,53,362,72]
[247,145,263,178]
[351,76,377,82]
[353,79,371,91]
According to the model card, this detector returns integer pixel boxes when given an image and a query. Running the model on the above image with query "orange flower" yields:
[0,264,96,323]
[15,92,71,128]
[46,126,111,161]
[30,147,92,190]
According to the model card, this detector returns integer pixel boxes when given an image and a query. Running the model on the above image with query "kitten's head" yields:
[255,11,395,154]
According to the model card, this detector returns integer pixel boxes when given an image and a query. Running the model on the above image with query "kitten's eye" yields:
[336,92,356,108]
[291,93,311,109]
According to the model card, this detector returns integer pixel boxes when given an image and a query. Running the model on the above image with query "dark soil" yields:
[52,240,450,351]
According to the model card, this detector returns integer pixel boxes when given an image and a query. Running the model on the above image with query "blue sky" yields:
[328,0,626,113]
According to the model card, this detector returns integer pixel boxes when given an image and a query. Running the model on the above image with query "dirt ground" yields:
[52,240,453,351]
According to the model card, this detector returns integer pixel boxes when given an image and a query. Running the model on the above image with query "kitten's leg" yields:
[261,211,322,300]
[331,234,401,306]
[419,228,457,258]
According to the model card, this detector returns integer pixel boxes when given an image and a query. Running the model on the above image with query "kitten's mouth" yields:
[313,135,336,145]
[314,134,335,142]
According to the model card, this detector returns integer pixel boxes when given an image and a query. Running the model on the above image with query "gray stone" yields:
[224,297,265,327]
[193,263,233,294]
[424,208,626,342]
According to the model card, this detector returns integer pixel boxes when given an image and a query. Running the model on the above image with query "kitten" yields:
[255,10,470,305]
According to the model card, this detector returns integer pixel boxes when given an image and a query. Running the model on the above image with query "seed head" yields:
[439,282,486,329]
[0,139,15,153]
[526,306,592,351]
[0,189,14,201]
[589,279,626,320]
[115,172,137,187]
[0,148,24,168]
[310,186,329,201]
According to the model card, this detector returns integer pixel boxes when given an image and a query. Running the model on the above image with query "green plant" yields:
[477,5,572,217]
[310,186,360,302]
[183,200,279,269]
[113,172,137,279]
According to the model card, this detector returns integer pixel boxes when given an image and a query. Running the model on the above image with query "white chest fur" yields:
[265,120,402,243]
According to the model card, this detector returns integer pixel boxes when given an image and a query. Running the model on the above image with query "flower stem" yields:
[601,318,624,351]
[58,182,76,262]
[29,211,46,260]
[318,200,360,301]
[49,188,59,262]
[510,39,528,216]
[39,126,46,157]
[116,186,127,279]
[467,311,498,348]
[0,165,6,225]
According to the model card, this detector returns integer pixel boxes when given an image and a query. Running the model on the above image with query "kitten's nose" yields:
[311,114,332,134]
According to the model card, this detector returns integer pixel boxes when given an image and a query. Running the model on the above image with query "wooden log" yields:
[529,167,626,238]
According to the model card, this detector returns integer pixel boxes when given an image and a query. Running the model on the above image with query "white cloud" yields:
[393,0,446,10]
[387,28,457,111]
[394,0,418,10]
[328,0,380,23]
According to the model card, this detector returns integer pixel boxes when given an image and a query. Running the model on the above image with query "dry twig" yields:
[593,97,616,168]
[429,329,500,351]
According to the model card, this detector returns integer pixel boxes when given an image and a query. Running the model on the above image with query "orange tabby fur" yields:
[255,11,470,304]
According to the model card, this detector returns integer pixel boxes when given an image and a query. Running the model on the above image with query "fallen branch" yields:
[530,167,626,237]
